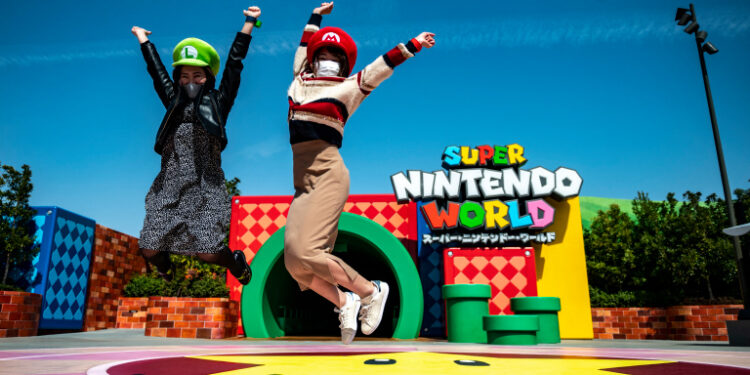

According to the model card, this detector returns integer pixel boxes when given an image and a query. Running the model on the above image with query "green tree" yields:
[225,177,241,198]
[584,204,639,293]
[585,189,742,307]
[223,177,241,251]
[584,203,643,307]
[630,192,677,304]
[0,162,36,285]
[670,192,734,301]
[702,193,738,300]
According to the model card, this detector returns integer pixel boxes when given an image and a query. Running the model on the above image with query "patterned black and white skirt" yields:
[139,106,230,255]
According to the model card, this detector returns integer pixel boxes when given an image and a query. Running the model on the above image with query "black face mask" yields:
[183,83,203,99]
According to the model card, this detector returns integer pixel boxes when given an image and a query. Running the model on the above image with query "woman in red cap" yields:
[130,6,262,286]
[284,1,435,344]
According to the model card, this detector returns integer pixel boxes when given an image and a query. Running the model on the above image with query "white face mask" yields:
[315,59,341,77]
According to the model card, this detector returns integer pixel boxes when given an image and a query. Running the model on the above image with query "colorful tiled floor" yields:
[1,330,749,374]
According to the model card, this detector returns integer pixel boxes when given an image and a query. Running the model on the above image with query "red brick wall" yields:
[0,291,42,337]
[592,305,742,341]
[83,225,147,331]
[144,297,238,339]
[116,297,149,329]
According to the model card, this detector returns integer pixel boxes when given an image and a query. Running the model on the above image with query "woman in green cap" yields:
[130,6,262,285]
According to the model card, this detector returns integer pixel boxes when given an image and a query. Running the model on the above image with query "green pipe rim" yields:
[483,315,540,331]
[510,297,561,312]
[442,284,492,299]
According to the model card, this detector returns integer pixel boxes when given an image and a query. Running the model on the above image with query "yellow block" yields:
[534,196,593,339]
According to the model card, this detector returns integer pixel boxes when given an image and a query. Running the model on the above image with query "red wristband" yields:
[411,38,422,52]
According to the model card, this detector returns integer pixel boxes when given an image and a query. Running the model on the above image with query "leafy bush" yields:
[188,276,229,298]
[588,286,640,308]
[0,283,25,292]
[123,255,229,298]
[585,188,744,307]
[122,274,167,297]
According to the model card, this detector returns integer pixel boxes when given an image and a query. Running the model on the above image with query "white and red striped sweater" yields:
[287,14,422,147]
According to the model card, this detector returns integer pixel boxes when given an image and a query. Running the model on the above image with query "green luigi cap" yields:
[172,37,220,77]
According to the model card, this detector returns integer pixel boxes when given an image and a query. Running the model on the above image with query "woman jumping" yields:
[284,2,435,344]
[132,6,262,285]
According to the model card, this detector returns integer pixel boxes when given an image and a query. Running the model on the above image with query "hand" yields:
[313,2,334,15]
[131,26,152,43]
[243,6,261,18]
[415,32,436,48]
[131,26,151,38]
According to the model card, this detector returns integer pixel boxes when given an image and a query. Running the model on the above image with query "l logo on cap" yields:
[322,32,340,43]
[181,45,198,59]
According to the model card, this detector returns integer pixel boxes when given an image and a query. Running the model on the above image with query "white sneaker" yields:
[334,292,360,344]
[359,280,389,335]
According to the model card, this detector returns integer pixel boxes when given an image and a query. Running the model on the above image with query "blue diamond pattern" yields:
[52,251,62,270]
[39,211,94,329]
[47,268,58,284]
[77,247,87,262]
[68,244,78,259]
[57,269,69,287]
[53,261,65,275]
[60,222,69,238]
[65,263,75,277]
[60,299,70,314]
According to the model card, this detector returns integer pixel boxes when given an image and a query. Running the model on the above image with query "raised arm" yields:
[293,2,333,76]
[133,26,175,108]
[217,6,260,115]
[357,32,435,94]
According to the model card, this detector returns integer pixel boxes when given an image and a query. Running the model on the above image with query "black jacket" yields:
[140,32,252,155]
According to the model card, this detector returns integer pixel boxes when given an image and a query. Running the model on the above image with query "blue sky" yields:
[2,0,749,236]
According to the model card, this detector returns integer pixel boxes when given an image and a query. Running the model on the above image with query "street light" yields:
[702,41,719,55]
[675,4,750,345]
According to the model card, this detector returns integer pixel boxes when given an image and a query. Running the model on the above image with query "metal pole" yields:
[690,4,748,312]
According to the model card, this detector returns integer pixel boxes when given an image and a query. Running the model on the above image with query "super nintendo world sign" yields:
[390,144,583,246]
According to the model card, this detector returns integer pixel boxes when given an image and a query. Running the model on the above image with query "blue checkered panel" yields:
[417,202,446,337]
[38,208,95,329]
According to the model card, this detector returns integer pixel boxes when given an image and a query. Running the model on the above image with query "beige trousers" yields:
[284,140,362,290]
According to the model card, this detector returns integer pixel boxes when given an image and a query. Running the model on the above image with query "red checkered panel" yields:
[229,195,417,263]
[443,248,538,315]
[343,195,416,241]
[229,196,293,264]
[227,194,418,333]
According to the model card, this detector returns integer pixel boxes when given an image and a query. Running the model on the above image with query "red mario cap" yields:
[307,27,357,76]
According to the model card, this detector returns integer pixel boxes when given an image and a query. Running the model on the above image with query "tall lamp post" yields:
[675,4,750,345]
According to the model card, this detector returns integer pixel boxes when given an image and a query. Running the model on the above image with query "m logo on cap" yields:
[181,45,198,59]
[322,32,340,43]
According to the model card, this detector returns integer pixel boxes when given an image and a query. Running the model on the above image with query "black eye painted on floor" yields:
[364,358,397,365]
[455,359,490,366]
